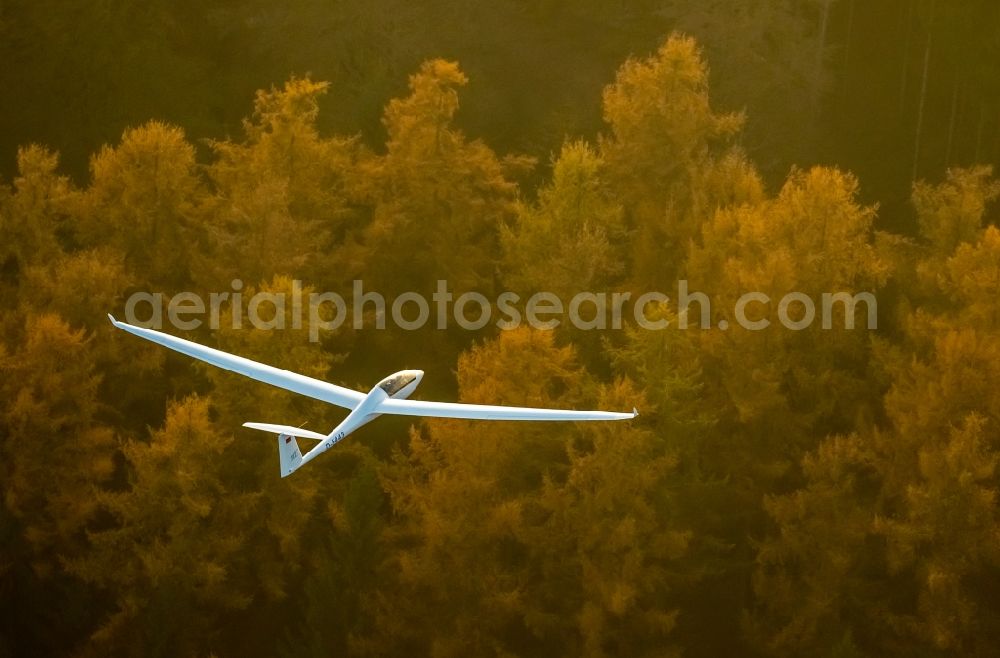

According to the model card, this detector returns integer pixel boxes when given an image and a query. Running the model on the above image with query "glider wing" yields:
[108,315,364,409]
[375,398,637,421]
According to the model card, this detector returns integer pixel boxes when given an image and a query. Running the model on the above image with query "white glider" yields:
[108,315,637,477]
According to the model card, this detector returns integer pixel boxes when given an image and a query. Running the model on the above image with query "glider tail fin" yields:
[242,422,328,477]
[277,433,303,478]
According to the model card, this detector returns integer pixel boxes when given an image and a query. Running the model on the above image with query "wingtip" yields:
[632,407,639,418]
[107,313,118,326]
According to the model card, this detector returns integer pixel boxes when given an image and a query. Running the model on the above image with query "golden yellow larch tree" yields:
[755,193,1000,656]
[528,379,689,658]
[375,328,590,656]
[0,146,75,305]
[501,140,625,301]
[201,78,361,289]
[69,395,257,657]
[80,121,204,288]
[687,166,887,462]
[600,33,748,286]
[1,313,115,579]
[352,59,524,296]
[912,165,1000,257]
[751,432,884,656]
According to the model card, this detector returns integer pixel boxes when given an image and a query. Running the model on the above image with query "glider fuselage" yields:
[299,369,423,466]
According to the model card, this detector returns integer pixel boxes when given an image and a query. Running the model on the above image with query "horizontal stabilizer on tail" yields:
[243,422,328,440]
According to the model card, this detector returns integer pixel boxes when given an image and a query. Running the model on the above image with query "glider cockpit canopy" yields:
[378,370,421,396]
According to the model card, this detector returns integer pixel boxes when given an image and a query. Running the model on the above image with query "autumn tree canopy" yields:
[2,27,1000,658]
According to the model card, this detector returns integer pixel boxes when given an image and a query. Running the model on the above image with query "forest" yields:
[2,1,1000,657]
